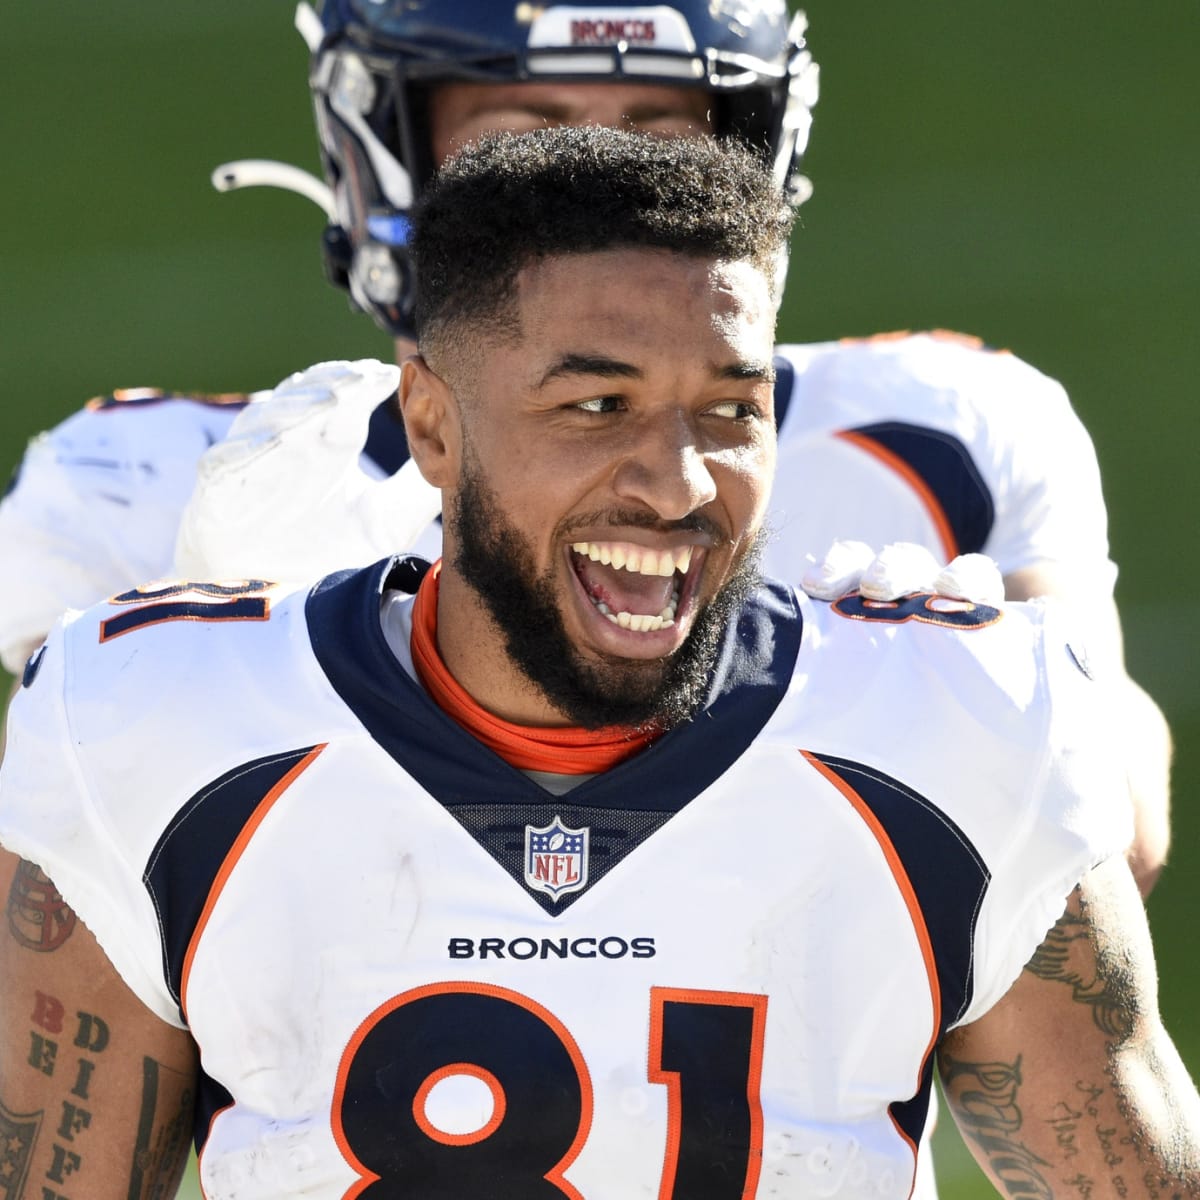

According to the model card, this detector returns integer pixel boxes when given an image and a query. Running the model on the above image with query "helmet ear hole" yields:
[321,225,354,295]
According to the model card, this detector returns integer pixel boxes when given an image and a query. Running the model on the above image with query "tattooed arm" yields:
[938,855,1200,1200]
[0,846,198,1200]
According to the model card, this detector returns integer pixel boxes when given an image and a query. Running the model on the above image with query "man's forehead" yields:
[504,249,776,374]
[514,247,770,305]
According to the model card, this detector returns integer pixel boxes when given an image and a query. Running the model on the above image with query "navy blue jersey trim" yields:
[194,1073,234,1158]
[842,421,995,555]
[808,751,990,1148]
[21,644,46,688]
[305,559,803,911]
[307,558,802,815]
[810,752,988,1027]
[142,746,320,1013]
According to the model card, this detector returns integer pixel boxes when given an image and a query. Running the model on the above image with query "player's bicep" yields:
[0,846,197,1200]
[938,856,1200,1198]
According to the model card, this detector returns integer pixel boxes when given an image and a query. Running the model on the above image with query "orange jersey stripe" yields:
[800,750,940,1193]
[179,744,327,1020]
[834,429,959,562]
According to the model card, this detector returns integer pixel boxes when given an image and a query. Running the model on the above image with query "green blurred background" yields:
[2,4,1196,1196]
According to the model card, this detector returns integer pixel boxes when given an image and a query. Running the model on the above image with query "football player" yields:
[1,126,1196,1200]
[0,1,1170,892]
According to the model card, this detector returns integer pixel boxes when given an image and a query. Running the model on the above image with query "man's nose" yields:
[610,414,718,521]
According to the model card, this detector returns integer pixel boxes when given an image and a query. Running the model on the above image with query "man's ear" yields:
[399,355,461,489]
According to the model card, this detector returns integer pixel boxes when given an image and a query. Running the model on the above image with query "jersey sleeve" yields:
[0,396,244,673]
[980,363,1117,595]
[955,598,1134,1027]
[0,612,185,1026]
[771,335,1119,597]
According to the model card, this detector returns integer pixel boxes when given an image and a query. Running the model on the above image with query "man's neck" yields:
[409,563,657,772]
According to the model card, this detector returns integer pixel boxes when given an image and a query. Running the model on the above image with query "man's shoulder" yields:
[775,587,1126,888]
[0,389,258,670]
[49,573,310,696]
[8,387,252,504]
[47,557,406,709]
[47,386,251,458]
[717,580,1054,770]
[786,585,1049,727]
[774,330,1070,434]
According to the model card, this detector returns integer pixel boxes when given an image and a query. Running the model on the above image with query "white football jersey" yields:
[0,560,1130,1200]
[0,386,419,673]
[768,332,1113,590]
[0,333,1113,674]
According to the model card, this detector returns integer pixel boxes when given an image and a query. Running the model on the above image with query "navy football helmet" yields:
[218,1,818,338]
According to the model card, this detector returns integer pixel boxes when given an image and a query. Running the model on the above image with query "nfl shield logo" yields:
[524,817,589,902]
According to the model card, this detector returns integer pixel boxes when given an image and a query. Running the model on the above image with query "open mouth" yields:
[569,540,697,633]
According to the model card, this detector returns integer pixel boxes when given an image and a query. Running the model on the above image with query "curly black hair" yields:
[409,125,794,353]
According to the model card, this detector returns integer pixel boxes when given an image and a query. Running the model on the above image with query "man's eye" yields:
[575,396,622,414]
[708,400,760,420]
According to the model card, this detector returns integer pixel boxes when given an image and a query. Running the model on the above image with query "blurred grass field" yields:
[2,4,1197,1197]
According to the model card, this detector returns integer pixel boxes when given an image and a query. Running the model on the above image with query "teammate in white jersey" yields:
[1,127,1195,1200]
[0,0,1170,891]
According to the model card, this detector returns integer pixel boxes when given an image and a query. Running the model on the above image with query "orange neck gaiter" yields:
[409,563,657,774]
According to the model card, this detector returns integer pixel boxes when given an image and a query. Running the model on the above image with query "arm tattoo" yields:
[128,1058,194,1200]
[939,1050,1054,1200]
[6,861,76,952]
[1023,909,1136,1040]
[0,1096,43,1199]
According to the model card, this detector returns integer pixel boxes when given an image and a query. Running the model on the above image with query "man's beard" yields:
[451,460,762,732]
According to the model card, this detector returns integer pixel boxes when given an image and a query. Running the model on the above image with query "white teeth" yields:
[571,540,694,578]
[572,542,685,634]
[605,611,675,632]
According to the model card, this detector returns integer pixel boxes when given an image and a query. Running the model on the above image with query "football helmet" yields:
[218,1,818,338]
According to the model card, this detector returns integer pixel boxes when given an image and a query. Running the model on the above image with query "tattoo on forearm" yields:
[1023,909,1135,1040]
[6,861,76,952]
[0,1097,43,1199]
[940,1051,1054,1200]
[128,1058,194,1200]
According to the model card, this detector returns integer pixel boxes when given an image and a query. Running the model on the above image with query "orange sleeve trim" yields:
[800,750,939,1181]
[179,744,327,1020]
[834,430,959,562]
